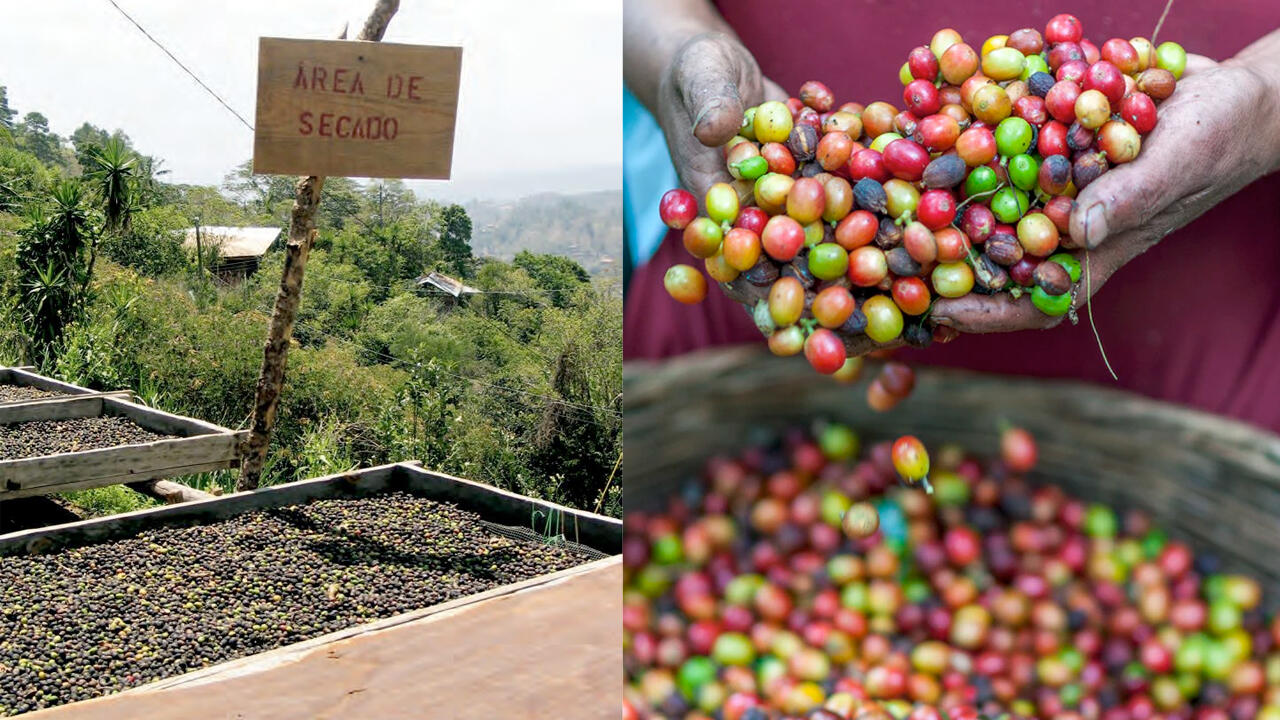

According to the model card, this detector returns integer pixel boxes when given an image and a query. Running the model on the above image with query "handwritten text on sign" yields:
[253,37,462,179]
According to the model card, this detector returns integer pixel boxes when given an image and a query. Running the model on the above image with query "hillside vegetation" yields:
[0,86,622,518]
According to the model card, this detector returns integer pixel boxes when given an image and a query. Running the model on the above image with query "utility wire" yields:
[103,0,256,133]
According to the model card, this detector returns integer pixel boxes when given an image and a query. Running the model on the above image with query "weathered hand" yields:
[656,32,786,202]
[932,53,1280,333]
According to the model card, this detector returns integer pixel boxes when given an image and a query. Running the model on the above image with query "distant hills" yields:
[465,190,622,278]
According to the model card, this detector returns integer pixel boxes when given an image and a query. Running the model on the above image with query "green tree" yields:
[17,112,63,167]
[438,204,473,277]
[132,155,170,208]
[528,342,620,509]
[222,159,297,217]
[171,184,251,226]
[319,177,361,230]
[360,180,418,229]
[0,146,52,213]
[512,251,589,308]
[0,87,15,131]
[99,205,187,277]
[70,123,111,170]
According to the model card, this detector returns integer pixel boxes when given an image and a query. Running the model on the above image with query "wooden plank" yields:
[1,368,95,395]
[103,397,235,437]
[1,434,244,490]
[85,460,237,490]
[0,461,624,557]
[125,479,216,505]
[253,37,461,179]
[0,461,236,501]
[0,390,133,410]
[0,463,406,555]
[0,395,103,425]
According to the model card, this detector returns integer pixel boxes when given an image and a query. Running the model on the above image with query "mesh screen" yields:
[479,519,612,562]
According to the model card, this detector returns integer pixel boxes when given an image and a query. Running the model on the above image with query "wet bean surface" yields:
[0,385,59,404]
[0,417,175,460]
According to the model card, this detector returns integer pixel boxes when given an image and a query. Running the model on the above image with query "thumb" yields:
[1068,68,1214,248]
[1068,135,1178,249]
[673,35,751,148]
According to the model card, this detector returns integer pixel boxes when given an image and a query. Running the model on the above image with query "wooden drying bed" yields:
[0,461,622,557]
[0,368,247,501]
[1,462,622,718]
[0,366,99,406]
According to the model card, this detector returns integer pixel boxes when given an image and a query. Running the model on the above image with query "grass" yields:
[58,485,157,517]
[57,469,245,519]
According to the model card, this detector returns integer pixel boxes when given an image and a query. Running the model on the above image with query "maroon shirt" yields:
[624,2,1280,431]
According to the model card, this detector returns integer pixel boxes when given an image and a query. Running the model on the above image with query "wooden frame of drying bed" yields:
[0,461,622,556]
[0,393,248,500]
[0,366,97,403]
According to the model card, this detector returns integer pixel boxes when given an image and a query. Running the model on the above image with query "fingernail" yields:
[691,98,724,134]
[931,314,953,328]
[1085,203,1107,248]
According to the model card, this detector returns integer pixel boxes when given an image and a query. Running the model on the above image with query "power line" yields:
[103,0,256,133]
[239,269,591,300]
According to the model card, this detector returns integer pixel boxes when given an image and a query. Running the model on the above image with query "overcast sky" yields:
[0,0,621,202]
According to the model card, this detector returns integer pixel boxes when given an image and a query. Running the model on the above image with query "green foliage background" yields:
[0,88,622,519]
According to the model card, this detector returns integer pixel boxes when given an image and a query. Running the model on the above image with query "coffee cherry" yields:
[659,189,698,229]
[843,502,880,539]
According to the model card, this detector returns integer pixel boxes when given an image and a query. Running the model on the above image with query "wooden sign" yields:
[253,37,462,179]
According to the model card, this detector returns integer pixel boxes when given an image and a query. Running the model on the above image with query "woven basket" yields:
[625,346,1280,595]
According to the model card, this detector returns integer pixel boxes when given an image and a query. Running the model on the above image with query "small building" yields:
[182,226,282,282]
[415,271,480,303]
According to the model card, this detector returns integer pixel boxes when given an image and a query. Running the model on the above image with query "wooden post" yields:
[238,0,401,490]
[127,479,216,505]
[194,221,203,276]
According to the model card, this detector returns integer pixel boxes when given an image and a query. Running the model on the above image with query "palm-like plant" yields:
[14,180,96,364]
[21,260,73,349]
[44,181,94,254]
[0,174,18,213]
[84,136,136,232]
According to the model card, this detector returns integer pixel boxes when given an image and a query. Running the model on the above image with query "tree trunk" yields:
[238,0,401,490]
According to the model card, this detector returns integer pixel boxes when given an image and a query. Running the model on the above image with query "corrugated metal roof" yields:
[415,271,480,297]
[182,227,282,260]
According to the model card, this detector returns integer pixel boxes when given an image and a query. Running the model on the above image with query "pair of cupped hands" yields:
[656,31,1280,355]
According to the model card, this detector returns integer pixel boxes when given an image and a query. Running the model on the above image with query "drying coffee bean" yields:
[1034,259,1072,295]
[984,233,1024,266]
